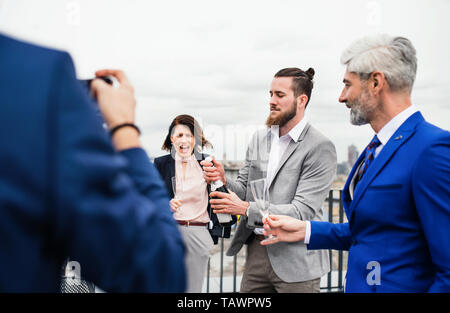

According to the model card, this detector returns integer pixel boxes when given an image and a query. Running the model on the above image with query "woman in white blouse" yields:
[154,114,235,293]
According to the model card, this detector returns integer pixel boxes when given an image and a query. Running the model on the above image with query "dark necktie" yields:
[357,135,382,184]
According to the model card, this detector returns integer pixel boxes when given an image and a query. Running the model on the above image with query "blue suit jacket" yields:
[0,33,186,292]
[308,112,450,292]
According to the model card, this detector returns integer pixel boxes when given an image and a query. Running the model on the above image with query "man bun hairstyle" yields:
[274,67,315,108]
[305,67,315,80]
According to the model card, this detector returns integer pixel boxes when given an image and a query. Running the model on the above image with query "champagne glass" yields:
[250,178,276,243]
[171,176,182,214]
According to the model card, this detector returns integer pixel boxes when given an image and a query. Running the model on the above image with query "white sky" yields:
[1,0,449,161]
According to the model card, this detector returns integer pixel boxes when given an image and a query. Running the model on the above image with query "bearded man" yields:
[201,68,337,293]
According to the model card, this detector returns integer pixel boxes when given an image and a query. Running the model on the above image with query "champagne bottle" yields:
[204,156,233,225]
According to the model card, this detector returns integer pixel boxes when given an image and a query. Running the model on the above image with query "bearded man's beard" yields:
[265,101,297,128]
[348,88,376,126]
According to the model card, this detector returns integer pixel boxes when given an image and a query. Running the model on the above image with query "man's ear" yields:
[370,71,385,94]
[297,94,308,109]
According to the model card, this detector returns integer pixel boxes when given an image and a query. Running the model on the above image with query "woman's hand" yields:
[169,198,182,213]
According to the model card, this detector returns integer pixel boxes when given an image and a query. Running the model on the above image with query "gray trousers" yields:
[240,236,320,293]
[177,225,214,293]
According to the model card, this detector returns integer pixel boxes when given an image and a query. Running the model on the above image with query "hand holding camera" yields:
[90,69,136,128]
[89,69,140,150]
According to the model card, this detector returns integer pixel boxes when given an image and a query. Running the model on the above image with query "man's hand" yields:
[260,215,306,245]
[200,158,226,184]
[91,69,136,128]
[209,190,249,216]
[90,69,140,150]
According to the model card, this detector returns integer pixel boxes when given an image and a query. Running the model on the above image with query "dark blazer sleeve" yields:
[50,52,185,292]
[120,149,174,222]
[153,156,163,175]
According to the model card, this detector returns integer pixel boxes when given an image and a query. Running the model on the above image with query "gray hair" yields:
[340,34,417,93]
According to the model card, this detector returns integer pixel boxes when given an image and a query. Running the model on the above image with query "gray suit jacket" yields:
[226,123,337,283]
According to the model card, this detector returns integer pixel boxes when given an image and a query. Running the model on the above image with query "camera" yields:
[79,76,114,92]
[78,76,114,127]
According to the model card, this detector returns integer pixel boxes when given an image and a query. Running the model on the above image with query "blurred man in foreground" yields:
[0,33,185,292]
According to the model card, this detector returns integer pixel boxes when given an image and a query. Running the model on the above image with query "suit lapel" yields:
[342,151,365,223]
[169,155,175,179]
[268,123,310,189]
[344,153,365,199]
[167,156,175,198]
[261,129,272,164]
[349,161,363,200]
[348,112,423,218]
[252,129,271,176]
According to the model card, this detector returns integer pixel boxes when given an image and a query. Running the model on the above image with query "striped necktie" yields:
[357,135,382,183]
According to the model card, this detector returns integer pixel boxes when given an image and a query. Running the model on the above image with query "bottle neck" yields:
[211,179,224,191]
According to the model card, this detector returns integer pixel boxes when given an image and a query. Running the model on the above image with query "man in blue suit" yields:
[261,34,450,292]
[0,33,186,292]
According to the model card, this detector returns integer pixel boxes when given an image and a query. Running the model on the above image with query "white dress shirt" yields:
[253,117,308,235]
[266,117,308,186]
[303,106,418,244]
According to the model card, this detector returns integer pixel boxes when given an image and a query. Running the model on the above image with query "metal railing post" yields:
[206,257,210,293]
[327,189,333,292]
[338,189,344,292]
[220,237,224,293]
[233,254,237,293]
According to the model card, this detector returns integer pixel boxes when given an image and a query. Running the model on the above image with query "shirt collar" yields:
[270,116,308,142]
[174,152,196,163]
[376,105,418,145]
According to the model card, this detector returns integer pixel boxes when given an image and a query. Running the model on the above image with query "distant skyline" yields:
[1,0,449,162]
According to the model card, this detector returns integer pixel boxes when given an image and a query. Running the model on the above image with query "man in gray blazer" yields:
[201,67,337,292]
